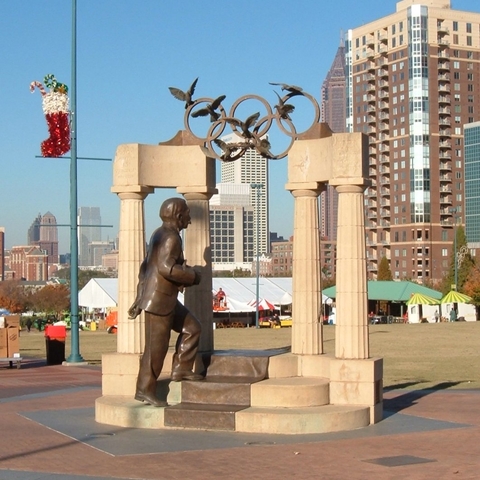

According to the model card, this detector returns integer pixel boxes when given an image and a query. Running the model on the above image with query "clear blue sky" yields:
[0,0,477,253]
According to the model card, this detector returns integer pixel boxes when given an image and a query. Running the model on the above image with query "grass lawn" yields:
[18,321,480,390]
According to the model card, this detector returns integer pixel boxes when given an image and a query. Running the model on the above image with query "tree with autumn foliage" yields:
[0,280,31,313]
[462,264,480,307]
[30,284,70,319]
[377,256,393,281]
[440,225,475,294]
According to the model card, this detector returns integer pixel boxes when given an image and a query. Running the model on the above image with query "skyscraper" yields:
[27,212,59,264]
[209,183,254,269]
[220,133,269,256]
[345,0,480,283]
[320,39,346,278]
[78,207,101,266]
[27,214,41,245]
[464,121,480,250]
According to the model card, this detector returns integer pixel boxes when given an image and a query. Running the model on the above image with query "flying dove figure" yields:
[273,91,295,120]
[168,77,199,109]
[191,95,226,122]
[269,82,304,97]
[224,112,260,139]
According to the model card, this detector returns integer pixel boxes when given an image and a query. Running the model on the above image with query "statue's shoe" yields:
[171,371,204,382]
[134,391,168,407]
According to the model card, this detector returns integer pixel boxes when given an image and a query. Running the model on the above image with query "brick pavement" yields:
[1,359,480,480]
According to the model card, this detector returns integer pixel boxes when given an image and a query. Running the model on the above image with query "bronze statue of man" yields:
[128,197,203,407]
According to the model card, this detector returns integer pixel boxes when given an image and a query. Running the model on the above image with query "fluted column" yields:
[290,186,324,355]
[334,183,369,359]
[114,186,153,354]
[181,192,214,353]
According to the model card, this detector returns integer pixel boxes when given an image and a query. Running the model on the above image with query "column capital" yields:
[329,178,370,190]
[286,182,326,198]
[180,191,217,201]
[335,184,368,195]
[111,185,154,200]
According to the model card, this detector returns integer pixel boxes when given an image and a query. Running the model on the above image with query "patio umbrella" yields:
[440,291,472,304]
[406,293,439,305]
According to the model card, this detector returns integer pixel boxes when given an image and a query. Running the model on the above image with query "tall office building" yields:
[38,211,59,264]
[464,122,480,250]
[78,207,102,266]
[345,0,480,283]
[209,183,254,269]
[320,39,346,278]
[27,214,42,244]
[27,212,59,264]
[220,133,269,256]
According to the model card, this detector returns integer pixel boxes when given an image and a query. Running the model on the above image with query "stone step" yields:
[251,377,330,408]
[235,404,370,435]
[203,349,283,379]
[96,396,166,429]
[181,376,260,406]
[164,402,247,431]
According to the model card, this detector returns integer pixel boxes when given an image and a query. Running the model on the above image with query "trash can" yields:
[45,325,66,365]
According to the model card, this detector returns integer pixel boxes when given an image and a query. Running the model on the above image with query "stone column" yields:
[333,183,369,359]
[181,191,214,353]
[288,184,324,355]
[113,186,153,354]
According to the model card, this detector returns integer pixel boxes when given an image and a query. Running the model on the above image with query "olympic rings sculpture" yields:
[168,79,320,162]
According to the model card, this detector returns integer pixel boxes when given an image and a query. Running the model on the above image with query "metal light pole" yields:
[450,208,458,292]
[251,183,263,328]
[66,0,84,363]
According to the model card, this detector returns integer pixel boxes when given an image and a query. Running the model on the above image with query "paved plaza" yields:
[0,359,479,479]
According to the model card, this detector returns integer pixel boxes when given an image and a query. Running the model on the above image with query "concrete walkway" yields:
[0,358,479,479]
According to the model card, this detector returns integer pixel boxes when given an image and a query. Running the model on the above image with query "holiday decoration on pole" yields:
[30,74,71,157]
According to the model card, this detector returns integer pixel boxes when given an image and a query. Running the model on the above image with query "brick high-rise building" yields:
[345,0,480,283]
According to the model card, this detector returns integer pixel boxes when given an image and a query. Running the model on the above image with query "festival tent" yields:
[78,277,333,313]
[78,278,118,308]
[440,291,476,322]
[247,298,276,311]
[279,292,293,305]
[440,291,472,304]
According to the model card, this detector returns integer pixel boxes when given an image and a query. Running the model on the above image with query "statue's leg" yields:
[135,311,171,405]
[171,303,202,380]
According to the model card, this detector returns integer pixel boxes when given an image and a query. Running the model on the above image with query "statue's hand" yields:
[128,302,142,319]
[193,270,202,285]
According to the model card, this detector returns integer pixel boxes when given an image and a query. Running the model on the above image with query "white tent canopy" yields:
[78,277,332,312]
[79,278,118,308]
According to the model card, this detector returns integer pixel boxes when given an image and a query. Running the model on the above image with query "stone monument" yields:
[96,80,383,433]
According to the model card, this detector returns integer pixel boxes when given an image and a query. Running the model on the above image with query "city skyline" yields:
[1,1,478,255]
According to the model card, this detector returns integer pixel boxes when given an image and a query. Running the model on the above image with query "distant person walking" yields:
[434,310,439,323]
[26,318,32,332]
[449,308,457,323]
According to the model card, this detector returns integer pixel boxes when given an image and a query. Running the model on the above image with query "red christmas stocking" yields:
[31,75,71,158]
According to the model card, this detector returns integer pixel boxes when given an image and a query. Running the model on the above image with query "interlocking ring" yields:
[173,82,321,162]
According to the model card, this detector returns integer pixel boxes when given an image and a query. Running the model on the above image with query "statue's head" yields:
[160,198,191,231]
